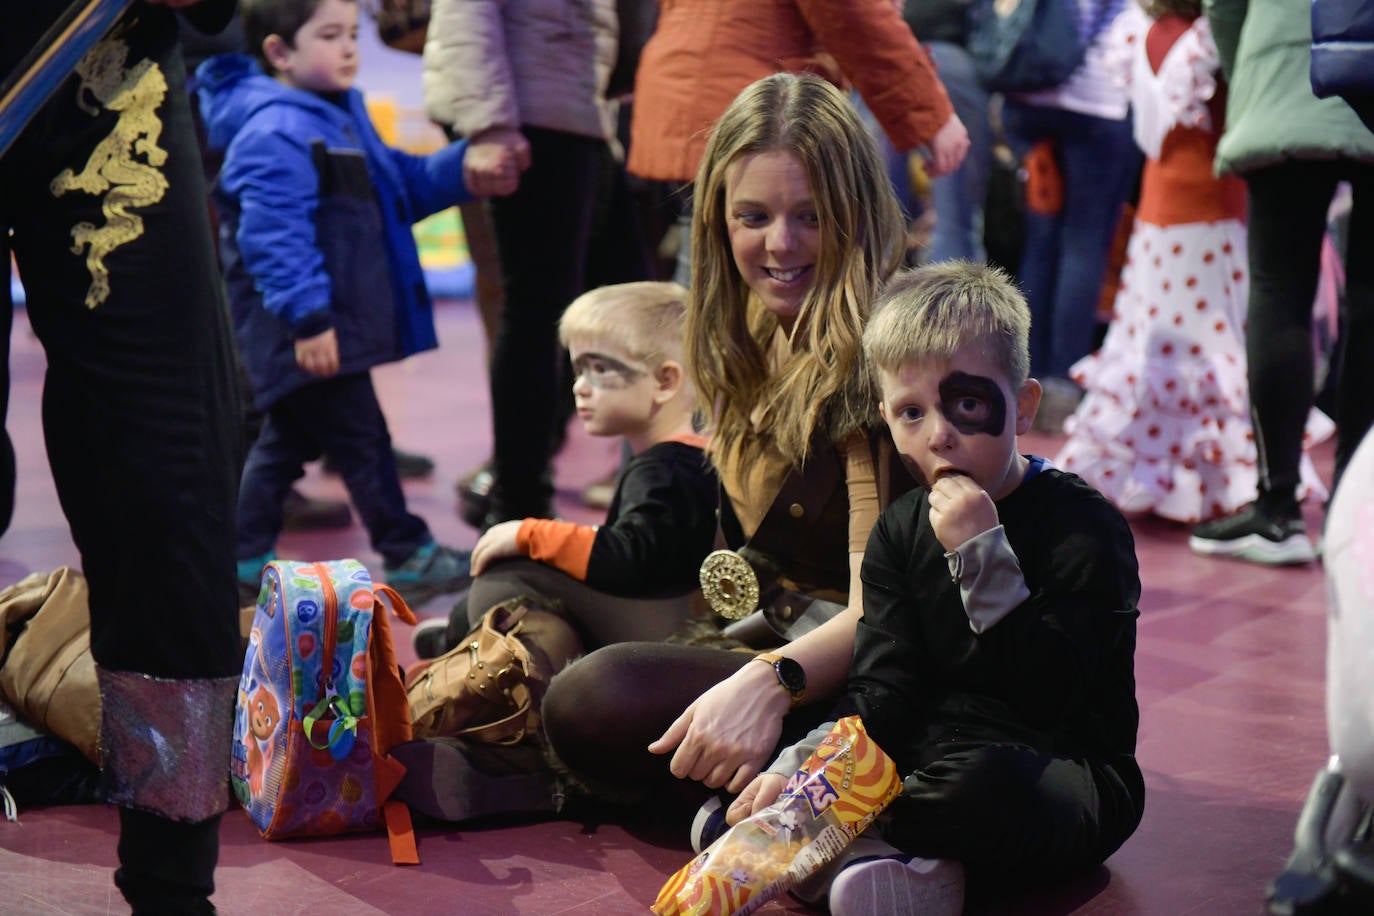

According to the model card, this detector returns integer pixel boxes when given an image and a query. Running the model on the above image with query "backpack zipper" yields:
[316,562,339,696]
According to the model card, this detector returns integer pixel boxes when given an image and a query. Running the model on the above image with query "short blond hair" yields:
[864,261,1031,389]
[559,281,690,367]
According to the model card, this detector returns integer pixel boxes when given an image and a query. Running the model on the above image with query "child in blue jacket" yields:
[200,0,478,605]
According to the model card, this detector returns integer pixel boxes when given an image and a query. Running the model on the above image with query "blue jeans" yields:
[1002,102,1138,379]
[851,43,992,263]
[852,92,920,221]
[926,41,993,264]
[237,372,431,566]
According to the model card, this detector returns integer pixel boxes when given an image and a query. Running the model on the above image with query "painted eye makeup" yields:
[571,353,644,390]
[938,371,1006,436]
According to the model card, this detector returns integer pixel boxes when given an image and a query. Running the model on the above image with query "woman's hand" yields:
[726,772,788,825]
[648,659,791,793]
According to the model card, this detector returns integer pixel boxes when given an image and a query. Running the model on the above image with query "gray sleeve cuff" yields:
[943,525,1030,634]
[766,720,838,778]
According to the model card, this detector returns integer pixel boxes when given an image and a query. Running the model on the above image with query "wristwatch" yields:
[754,652,806,707]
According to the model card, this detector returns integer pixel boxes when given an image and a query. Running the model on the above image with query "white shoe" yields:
[828,856,965,916]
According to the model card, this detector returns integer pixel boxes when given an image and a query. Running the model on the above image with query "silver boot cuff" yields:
[98,668,238,823]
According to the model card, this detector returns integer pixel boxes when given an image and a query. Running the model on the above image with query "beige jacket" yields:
[422,0,619,142]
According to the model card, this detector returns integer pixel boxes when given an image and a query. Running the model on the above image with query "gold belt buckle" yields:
[698,549,760,620]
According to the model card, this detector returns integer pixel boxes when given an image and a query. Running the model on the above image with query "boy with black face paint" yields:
[724,261,1145,914]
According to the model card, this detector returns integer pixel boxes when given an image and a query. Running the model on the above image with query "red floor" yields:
[0,298,1331,914]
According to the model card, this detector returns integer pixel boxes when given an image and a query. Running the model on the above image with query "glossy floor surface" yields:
[0,299,1331,914]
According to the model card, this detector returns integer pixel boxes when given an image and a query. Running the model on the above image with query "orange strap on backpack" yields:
[371,585,420,865]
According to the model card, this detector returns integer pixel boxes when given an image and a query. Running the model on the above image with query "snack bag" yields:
[652,715,901,916]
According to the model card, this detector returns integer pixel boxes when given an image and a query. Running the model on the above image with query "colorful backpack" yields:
[231,559,419,864]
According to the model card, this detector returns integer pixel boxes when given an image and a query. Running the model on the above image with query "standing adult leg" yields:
[1047,110,1137,379]
[925,41,992,265]
[2,10,243,910]
[1001,102,1062,375]
[1244,162,1340,513]
[485,128,604,523]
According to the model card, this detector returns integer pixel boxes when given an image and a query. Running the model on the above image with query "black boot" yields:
[115,808,221,915]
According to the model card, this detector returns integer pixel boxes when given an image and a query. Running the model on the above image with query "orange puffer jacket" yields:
[627,0,955,183]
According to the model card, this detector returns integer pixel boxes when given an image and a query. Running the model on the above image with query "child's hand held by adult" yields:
[293,328,339,377]
[463,128,531,197]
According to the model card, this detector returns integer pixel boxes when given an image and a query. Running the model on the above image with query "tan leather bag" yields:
[406,597,581,745]
[0,568,99,764]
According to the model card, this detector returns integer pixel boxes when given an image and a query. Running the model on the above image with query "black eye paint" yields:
[938,371,1006,436]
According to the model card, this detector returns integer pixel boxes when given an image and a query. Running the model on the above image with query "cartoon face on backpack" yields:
[232,624,290,808]
[244,683,281,798]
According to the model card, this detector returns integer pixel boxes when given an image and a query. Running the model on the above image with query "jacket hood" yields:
[196,53,342,152]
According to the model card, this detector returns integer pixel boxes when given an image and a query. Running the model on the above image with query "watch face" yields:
[775,657,806,694]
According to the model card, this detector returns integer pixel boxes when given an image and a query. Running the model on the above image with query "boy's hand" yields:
[928,473,998,552]
[726,772,788,826]
[465,128,530,197]
[294,328,339,377]
[471,520,522,575]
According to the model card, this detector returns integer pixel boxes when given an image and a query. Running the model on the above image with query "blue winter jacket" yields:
[1311,0,1374,99]
[197,54,471,409]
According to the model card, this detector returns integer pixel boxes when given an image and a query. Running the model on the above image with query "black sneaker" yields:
[1189,502,1316,565]
[411,616,453,660]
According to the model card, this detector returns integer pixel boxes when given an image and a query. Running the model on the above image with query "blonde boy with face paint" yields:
[409,282,718,666]
[726,261,1146,915]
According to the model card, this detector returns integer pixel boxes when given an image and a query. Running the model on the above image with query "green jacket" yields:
[1204,0,1374,175]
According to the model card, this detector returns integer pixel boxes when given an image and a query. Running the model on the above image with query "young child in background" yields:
[200,0,477,605]
[1055,0,1332,528]
[725,262,1144,914]
[413,281,717,659]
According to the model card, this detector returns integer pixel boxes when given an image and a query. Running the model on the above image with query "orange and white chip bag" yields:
[652,716,901,916]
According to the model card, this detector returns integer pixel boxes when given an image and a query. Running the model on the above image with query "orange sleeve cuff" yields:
[516,518,596,581]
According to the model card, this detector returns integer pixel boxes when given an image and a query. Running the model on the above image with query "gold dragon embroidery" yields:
[49,36,170,309]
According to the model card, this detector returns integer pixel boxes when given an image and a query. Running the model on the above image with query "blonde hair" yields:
[686,73,906,473]
[864,260,1031,389]
[559,281,690,367]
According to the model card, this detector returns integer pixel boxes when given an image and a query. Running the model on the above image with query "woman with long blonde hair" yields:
[544,73,913,805]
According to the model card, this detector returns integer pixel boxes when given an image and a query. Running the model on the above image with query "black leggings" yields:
[1244,160,1374,505]
[542,642,827,805]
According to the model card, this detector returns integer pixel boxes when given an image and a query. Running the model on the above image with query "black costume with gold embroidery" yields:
[1,3,242,911]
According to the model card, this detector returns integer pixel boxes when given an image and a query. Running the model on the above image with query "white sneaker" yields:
[689,795,729,854]
[828,856,965,916]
